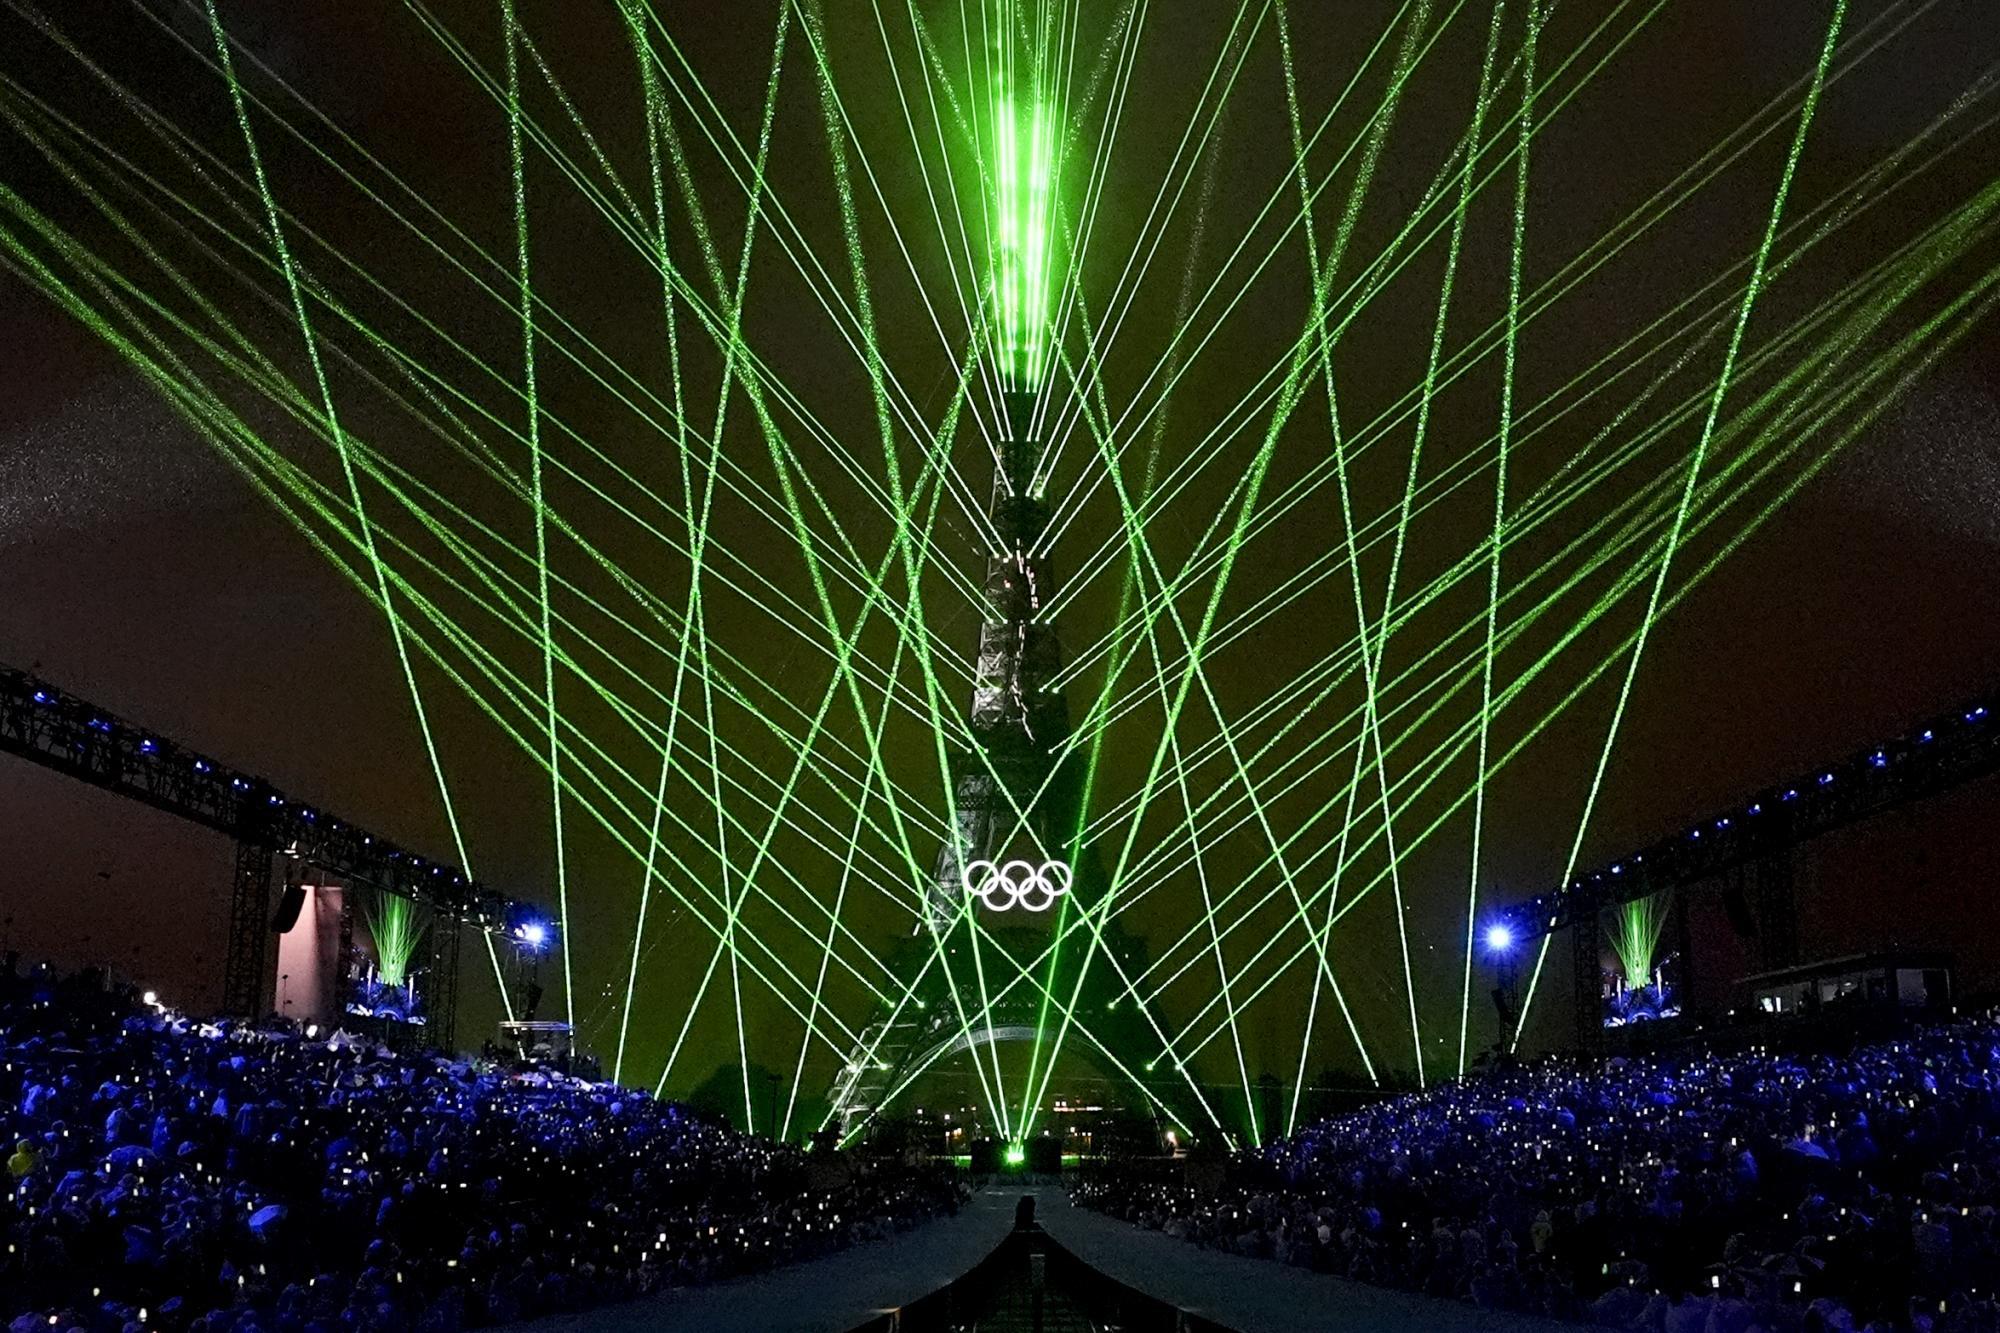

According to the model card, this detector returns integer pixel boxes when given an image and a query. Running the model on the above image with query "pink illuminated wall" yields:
[272,884,342,1025]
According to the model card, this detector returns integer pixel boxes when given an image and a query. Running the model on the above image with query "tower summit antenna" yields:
[994,91,1057,390]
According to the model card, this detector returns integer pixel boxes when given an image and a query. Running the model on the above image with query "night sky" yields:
[3,0,1999,1129]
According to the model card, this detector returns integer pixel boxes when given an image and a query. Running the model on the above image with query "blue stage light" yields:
[1484,923,1515,954]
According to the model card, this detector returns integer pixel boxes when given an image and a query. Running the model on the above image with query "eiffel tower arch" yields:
[826,390,1211,1143]
[828,880,1203,1141]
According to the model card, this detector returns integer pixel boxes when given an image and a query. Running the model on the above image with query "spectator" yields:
[1074,1016,2000,1331]
[1,960,967,1332]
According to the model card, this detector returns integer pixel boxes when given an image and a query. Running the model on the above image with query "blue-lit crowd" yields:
[2,960,966,1333]
[1074,1018,2000,1332]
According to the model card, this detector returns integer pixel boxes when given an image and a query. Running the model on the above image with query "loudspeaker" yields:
[968,1138,999,1173]
[271,883,308,934]
[1028,1136,1063,1174]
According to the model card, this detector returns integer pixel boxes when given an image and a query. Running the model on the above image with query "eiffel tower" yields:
[826,389,1182,1139]
[924,388,1074,935]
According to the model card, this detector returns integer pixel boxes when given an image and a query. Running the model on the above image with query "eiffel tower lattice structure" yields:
[825,391,1192,1142]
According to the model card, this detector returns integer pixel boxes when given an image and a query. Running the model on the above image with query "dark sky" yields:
[3,0,1999,1129]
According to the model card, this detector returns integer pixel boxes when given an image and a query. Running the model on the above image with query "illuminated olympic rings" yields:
[960,858,1072,912]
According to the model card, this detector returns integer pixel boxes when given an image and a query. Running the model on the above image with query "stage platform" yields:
[521,1184,1576,1333]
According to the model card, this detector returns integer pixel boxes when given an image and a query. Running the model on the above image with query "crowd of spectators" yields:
[1074,1016,2000,1332]
[2,958,967,1333]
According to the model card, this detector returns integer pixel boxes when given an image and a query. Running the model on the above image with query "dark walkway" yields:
[512,1189,1018,1333]
[1036,1189,1577,1333]
[526,1185,1577,1332]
